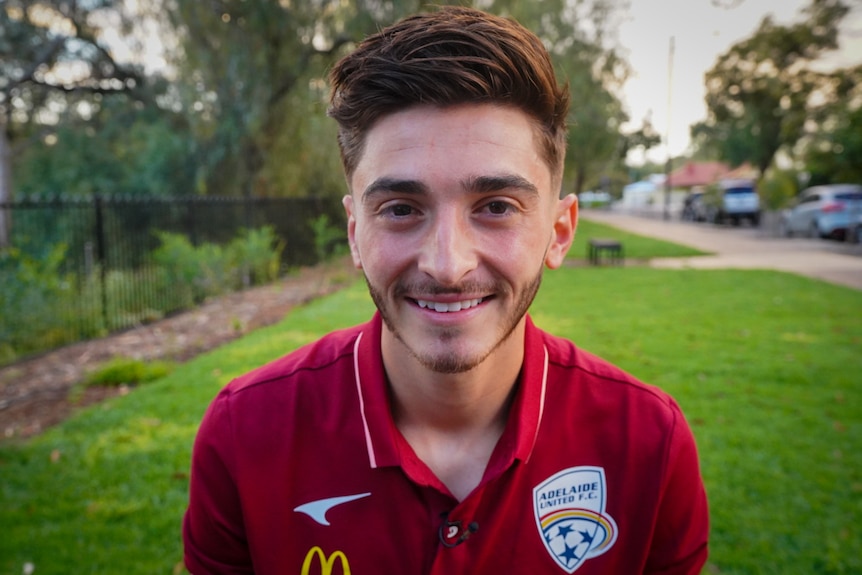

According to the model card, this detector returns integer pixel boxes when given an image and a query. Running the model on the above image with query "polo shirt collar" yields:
[353,312,549,472]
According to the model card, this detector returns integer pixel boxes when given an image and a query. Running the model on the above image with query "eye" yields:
[482,200,517,216]
[391,204,414,217]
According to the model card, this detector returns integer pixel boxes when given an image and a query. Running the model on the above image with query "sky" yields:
[617,0,862,165]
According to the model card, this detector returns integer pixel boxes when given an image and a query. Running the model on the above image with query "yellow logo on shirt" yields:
[301,546,351,575]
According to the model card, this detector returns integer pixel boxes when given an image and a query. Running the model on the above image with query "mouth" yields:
[414,297,485,313]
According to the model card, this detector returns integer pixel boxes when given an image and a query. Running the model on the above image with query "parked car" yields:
[780,184,862,240]
[848,214,862,244]
[701,179,760,226]
[681,191,706,221]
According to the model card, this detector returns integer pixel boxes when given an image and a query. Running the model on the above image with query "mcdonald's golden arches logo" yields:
[301,546,351,575]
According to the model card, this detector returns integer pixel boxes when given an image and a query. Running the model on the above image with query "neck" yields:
[382,325,525,500]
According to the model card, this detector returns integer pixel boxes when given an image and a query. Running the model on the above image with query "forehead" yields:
[350,104,551,196]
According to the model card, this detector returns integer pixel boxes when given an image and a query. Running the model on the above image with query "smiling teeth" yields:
[417,298,483,312]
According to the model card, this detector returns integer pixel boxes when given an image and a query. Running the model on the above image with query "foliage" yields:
[489,0,635,196]
[691,0,851,175]
[0,223,287,364]
[0,0,152,137]
[161,0,421,198]
[230,226,285,286]
[13,103,197,198]
[152,226,285,305]
[759,169,799,210]
[310,214,348,263]
[801,64,862,186]
[1,264,861,573]
[84,357,176,387]
[151,232,232,305]
[0,0,164,223]
[3,0,639,215]
[0,243,77,362]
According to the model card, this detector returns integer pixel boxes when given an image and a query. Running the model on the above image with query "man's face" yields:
[344,104,576,374]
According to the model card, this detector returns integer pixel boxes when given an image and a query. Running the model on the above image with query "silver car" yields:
[780,184,862,239]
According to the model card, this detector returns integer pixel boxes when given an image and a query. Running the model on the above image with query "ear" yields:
[544,193,578,270]
[342,194,363,270]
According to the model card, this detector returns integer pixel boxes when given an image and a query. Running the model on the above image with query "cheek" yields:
[353,227,405,278]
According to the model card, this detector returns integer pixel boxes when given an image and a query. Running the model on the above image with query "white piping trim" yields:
[527,345,549,463]
[353,332,377,468]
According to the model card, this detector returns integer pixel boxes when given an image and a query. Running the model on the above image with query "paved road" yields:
[579,209,862,291]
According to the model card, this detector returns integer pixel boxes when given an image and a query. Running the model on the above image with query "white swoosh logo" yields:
[294,492,371,526]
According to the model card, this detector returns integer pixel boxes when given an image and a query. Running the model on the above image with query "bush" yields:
[152,227,286,304]
[84,357,176,387]
[230,226,284,286]
[0,226,288,365]
[310,214,348,262]
[760,170,798,210]
[0,244,78,362]
[151,231,234,305]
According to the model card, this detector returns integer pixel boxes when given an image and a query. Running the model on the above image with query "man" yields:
[183,6,709,574]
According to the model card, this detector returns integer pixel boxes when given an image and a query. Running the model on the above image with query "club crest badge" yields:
[533,466,618,573]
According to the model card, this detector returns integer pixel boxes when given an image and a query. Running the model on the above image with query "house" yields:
[667,161,730,190]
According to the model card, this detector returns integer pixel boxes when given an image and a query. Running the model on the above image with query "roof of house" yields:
[667,161,730,188]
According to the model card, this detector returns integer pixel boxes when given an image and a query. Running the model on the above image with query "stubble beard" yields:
[366,269,544,374]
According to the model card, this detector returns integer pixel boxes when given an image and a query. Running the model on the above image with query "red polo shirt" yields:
[183,313,708,574]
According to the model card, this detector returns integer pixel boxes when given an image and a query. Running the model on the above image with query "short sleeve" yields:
[183,390,254,575]
[645,403,709,574]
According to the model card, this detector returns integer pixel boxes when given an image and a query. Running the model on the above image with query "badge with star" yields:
[533,467,618,573]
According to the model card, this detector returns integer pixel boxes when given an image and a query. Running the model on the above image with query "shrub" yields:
[151,231,234,304]
[0,244,78,362]
[310,214,348,262]
[760,170,798,210]
[84,357,176,387]
[230,226,284,286]
[1,226,288,364]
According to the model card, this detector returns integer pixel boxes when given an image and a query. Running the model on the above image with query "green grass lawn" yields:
[570,217,709,261]
[1,247,860,573]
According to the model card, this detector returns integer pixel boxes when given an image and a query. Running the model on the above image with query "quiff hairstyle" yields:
[328,6,570,188]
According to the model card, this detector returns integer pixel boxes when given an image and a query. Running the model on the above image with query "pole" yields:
[94,195,109,331]
[664,36,675,221]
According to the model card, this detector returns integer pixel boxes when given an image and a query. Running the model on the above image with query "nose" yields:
[417,209,477,286]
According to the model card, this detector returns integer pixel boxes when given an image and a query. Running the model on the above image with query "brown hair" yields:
[328,6,570,187]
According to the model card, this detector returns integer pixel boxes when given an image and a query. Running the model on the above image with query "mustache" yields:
[392,280,500,298]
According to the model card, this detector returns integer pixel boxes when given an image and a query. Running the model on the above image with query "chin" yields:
[414,352,484,375]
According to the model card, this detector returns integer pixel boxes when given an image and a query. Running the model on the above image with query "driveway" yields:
[579,209,862,291]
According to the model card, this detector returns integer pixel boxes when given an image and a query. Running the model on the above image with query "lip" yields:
[414,297,485,313]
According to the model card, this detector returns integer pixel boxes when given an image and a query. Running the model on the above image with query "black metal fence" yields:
[0,195,346,364]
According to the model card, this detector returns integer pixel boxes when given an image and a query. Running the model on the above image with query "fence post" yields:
[94,195,109,330]
[186,197,198,246]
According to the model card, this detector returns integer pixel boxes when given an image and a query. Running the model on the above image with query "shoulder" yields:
[540,329,681,420]
[196,321,370,446]
[536,328,701,475]
[221,321,366,399]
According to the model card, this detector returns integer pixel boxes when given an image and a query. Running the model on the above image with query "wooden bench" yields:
[587,238,624,266]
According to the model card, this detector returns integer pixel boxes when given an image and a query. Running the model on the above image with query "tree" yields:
[162,0,631,198]
[690,0,850,176]
[163,0,423,198]
[0,0,157,245]
[801,64,862,185]
[486,0,632,195]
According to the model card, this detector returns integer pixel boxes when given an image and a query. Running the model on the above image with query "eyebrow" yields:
[362,178,428,203]
[466,174,539,197]
[361,174,538,203]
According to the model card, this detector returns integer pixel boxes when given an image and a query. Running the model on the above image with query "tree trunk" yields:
[573,166,587,196]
